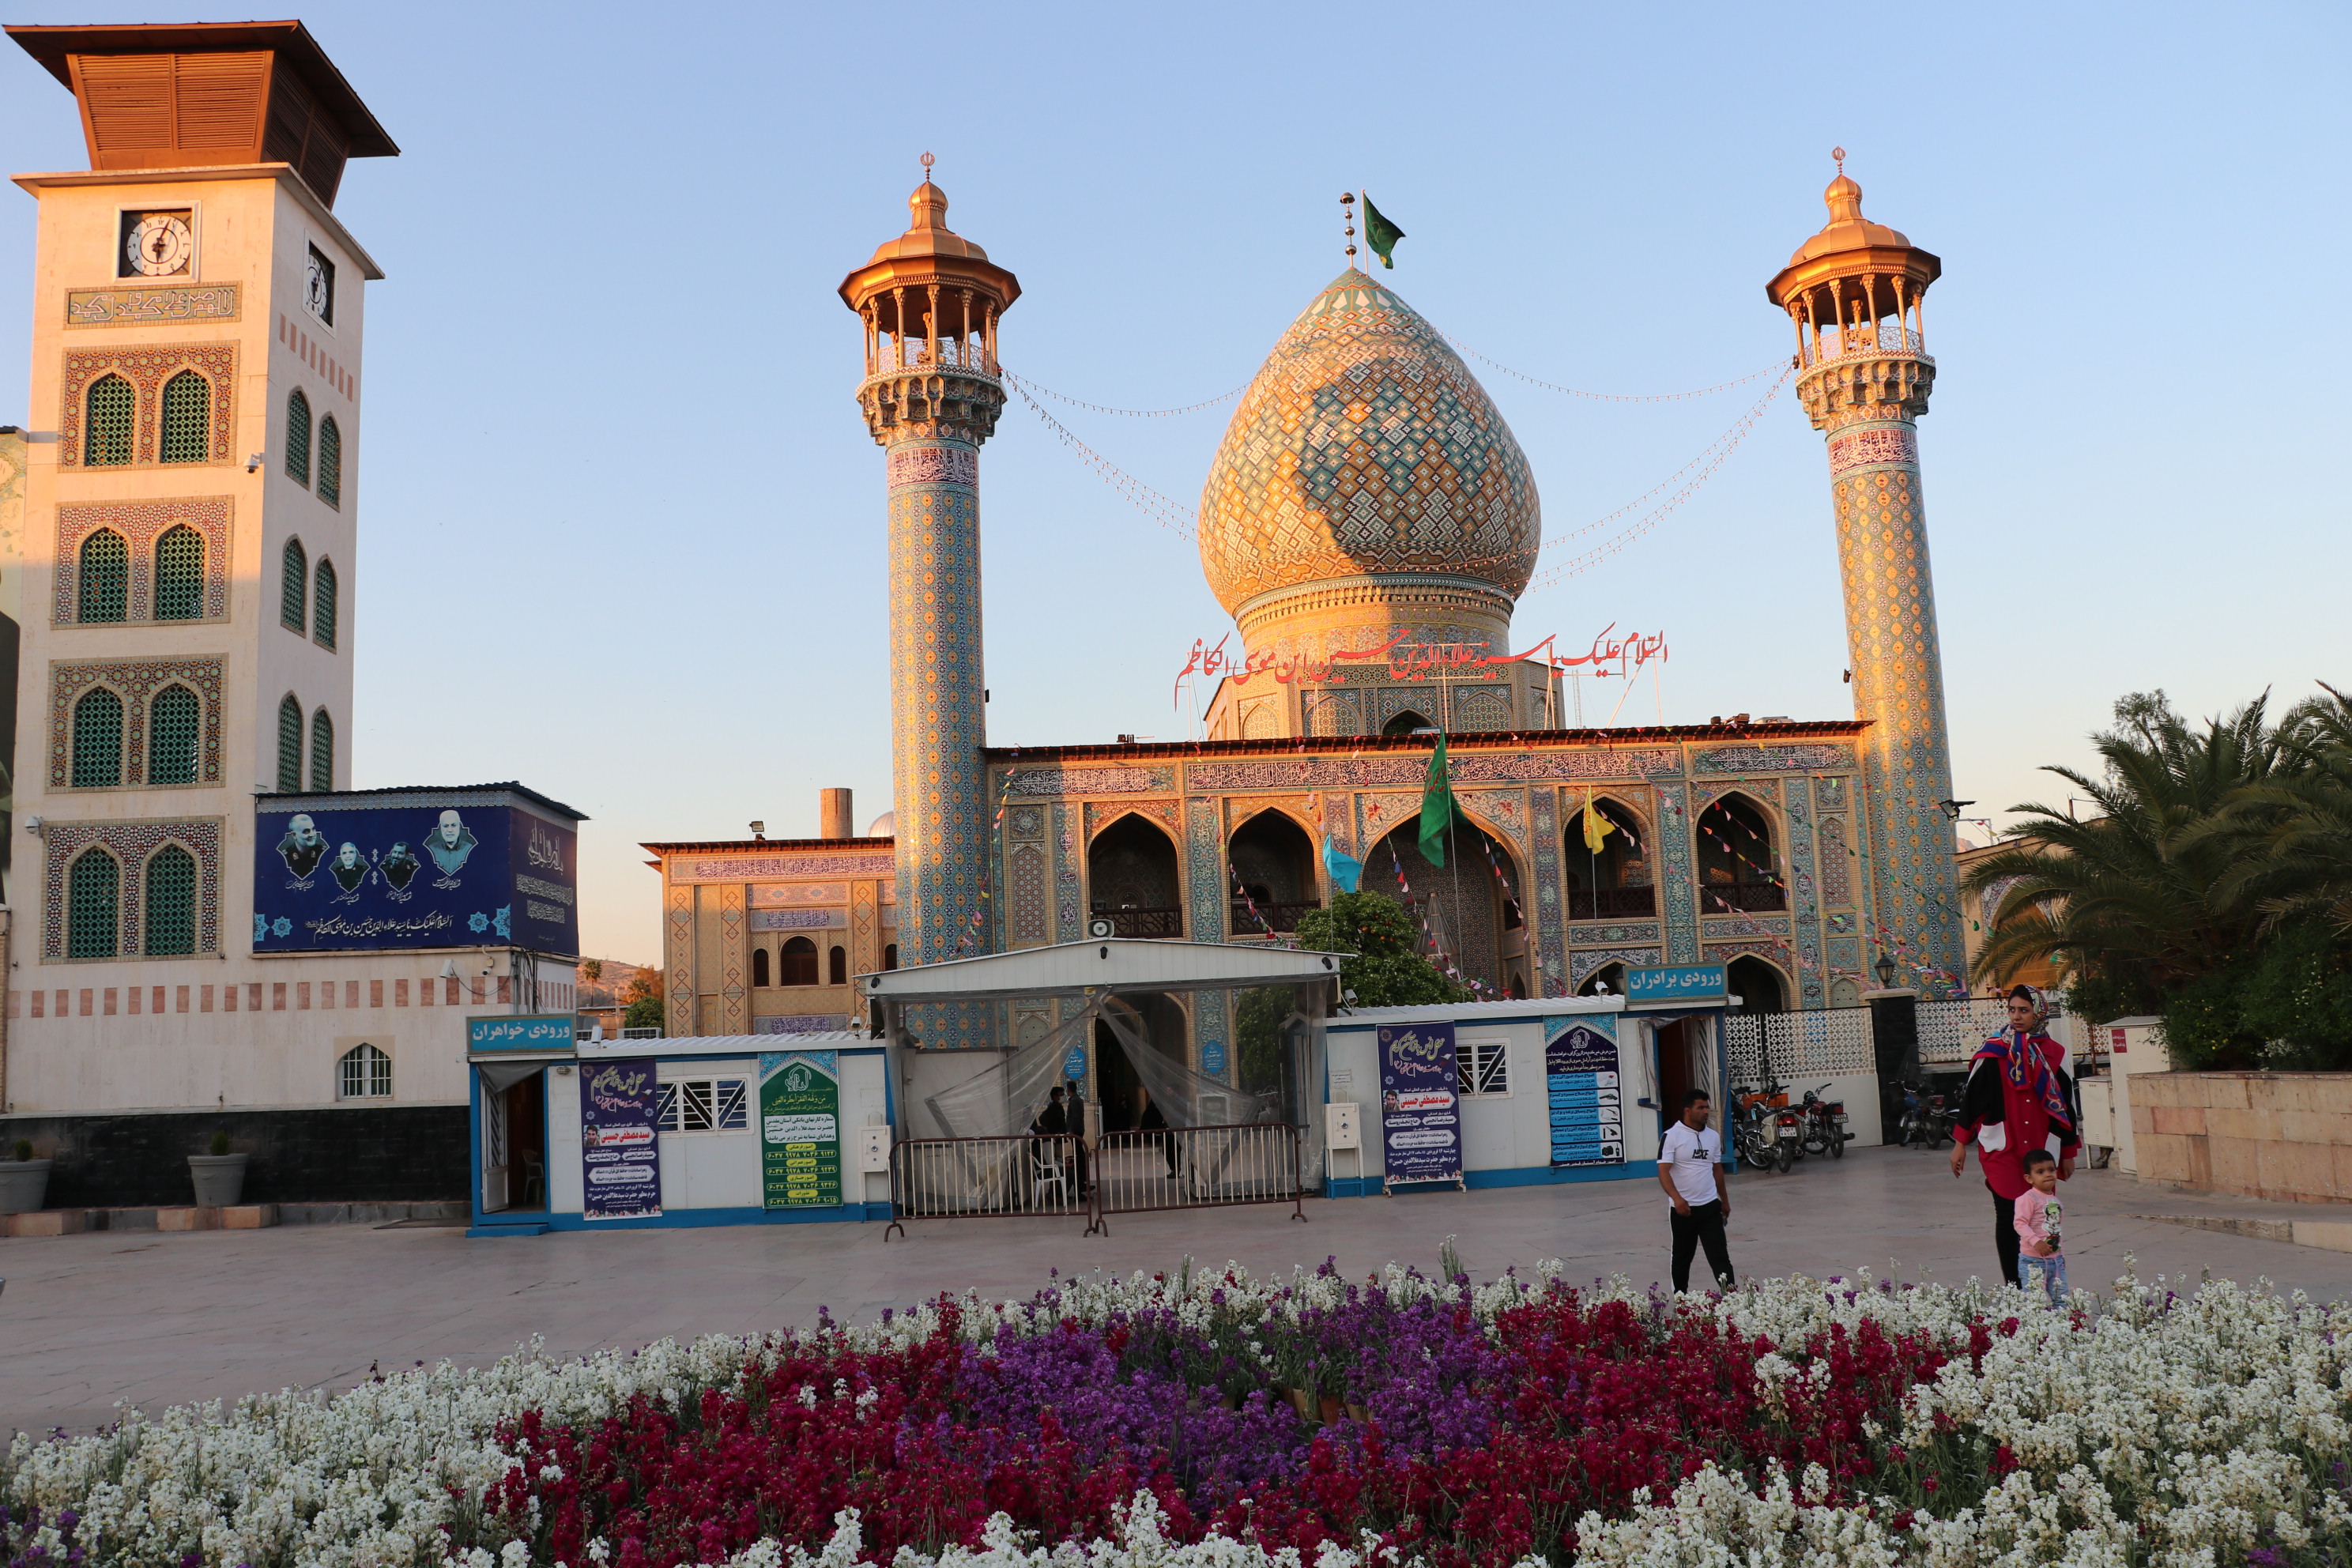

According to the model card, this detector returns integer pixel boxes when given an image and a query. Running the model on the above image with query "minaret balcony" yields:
[858,364,1005,445]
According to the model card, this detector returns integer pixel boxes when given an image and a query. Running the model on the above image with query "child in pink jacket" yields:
[2014,1148,2067,1304]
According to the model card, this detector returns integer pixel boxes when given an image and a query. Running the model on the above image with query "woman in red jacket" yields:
[1950,985,2079,1288]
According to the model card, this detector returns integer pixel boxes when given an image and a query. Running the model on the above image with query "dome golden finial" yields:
[1824,146,1864,223]
[909,151,948,231]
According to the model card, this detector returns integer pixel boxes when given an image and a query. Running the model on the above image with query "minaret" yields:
[839,162,1019,974]
[1766,154,1965,991]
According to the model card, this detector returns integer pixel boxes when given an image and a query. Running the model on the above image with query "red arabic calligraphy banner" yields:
[1174,625,1668,703]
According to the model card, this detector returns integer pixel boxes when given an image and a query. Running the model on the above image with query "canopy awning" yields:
[861,938,1348,1002]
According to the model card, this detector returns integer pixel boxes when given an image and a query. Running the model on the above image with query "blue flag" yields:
[1321,835,1363,894]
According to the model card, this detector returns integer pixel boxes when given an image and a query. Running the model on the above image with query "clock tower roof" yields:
[7,19,397,205]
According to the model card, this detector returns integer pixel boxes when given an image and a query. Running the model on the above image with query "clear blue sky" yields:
[3,2,2344,965]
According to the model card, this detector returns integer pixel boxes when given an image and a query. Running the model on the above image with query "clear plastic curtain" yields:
[1097,998,1283,1127]
[925,997,1105,1140]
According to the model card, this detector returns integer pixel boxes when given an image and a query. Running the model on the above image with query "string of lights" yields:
[1442,339,1787,404]
[1012,374,1249,418]
[1001,373,1199,542]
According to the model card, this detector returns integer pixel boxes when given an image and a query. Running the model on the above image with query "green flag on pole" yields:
[1418,732,1464,867]
[1363,194,1405,270]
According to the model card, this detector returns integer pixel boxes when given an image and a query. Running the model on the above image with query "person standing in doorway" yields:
[1659,1088,1736,1292]
[1951,984,2078,1288]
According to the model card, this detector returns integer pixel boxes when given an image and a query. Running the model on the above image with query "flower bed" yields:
[5,1259,2349,1566]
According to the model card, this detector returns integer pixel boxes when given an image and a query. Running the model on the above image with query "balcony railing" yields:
[1095,906,1183,938]
[1701,881,1788,914]
[1567,887,1657,920]
[1231,900,1321,935]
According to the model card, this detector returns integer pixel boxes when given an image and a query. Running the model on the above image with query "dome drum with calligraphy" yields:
[1197,270,1540,653]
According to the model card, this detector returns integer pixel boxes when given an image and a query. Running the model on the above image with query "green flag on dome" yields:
[1362,193,1405,270]
[1418,732,1465,867]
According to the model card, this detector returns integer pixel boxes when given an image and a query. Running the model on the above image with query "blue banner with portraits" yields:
[1376,1022,1462,1189]
[252,800,579,955]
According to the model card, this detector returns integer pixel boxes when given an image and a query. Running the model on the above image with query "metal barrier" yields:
[1085,1121,1307,1236]
[884,1133,1088,1240]
[884,1122,1308,1239]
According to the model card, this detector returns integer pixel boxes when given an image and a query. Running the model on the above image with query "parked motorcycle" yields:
[1895,1081,1953,1148]
[1799,1084,1850,1159]
[1773,1104,1804,1172]
[1733,1081,1788,1172]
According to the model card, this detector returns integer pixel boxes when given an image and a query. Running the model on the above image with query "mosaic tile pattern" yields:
[48,658,223,789]
[673,853,893,880]
[54,497,232,624]
[718,883,747,1034]
[1570,922,1662,946]
[665,884,695,1037]
[40,818,221,959]
[58,344,236,468]
[887,435,989,972]
[1007,767,1172,796]
[1197,270,1540,615]
[1570,947,1659,989]
[66,283,240,326]
[1692,744,1856,775]
[1053,802,1081,939]
[1528,786,1566,996]
[1785,791,1825,1007]
[1819,405,1965,986]
[1184,796,1229,1075]
[1653,782,1699,962]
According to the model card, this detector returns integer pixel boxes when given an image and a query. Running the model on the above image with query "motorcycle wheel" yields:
[1775,1142,1793,1174]
[1830,1130,1845,1159]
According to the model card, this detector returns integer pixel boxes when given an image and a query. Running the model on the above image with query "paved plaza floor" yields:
[6,1145,2350,1438]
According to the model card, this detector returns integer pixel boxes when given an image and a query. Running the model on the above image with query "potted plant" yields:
[0,1136,51,1215]
[188,1129,248,1207]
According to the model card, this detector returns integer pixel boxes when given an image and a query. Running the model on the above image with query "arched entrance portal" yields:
[1094,991,1186,1135]
[1088,814,1182,937]
[1728,955,1788,1013]
[1361,816,1525,994]
[1228,809,1319,935]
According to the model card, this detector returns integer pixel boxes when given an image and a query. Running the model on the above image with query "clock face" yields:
[303,247,335,324]
[126,213,193,277]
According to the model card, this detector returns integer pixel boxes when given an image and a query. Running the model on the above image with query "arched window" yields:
[309,707,334,790]
[142,844,196,956]
[71,687,124,787]
[316,416,341,508]
[67,847,119,958]
[883,944,899,971]
[147,684,200,784]
[160,370,209,463]
[77,530,128,623]
[312,558,337,649]
[84,374,134,466]
[1695,793,1785,912]
[1382,710,1436,737]
[281,538,307,631]
[828,945,847,986]
[779,936,819,986]
[153,526,205,621]
[276,694,303,792]
[751,948,771,987]
[285,389,312,486]
[338,1042,393,1099]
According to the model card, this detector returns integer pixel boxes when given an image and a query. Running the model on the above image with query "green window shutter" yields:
[160,371,209,463]
[147,684,200,784]
[281,538,307,631]
[276,695,303,792]
[77,530,128,623]
[312,558,337,649]
[142,845,197,956]
[285,389,311,486]
[67,848,120,958]
[309,707,334,790]
[153,526,205,620]
[316,416,341,508]
[71,688,124,787]
[85,375,134,466]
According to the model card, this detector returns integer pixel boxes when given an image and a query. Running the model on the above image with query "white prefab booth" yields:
[1321,994,1734,1197]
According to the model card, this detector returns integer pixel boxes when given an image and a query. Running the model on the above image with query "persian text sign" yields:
[253,802,577,956]
[1624,964,1728,1008]
[469,1016,575,1054]
[1377,1023,1461,1188]
[1174,625,1667,702]
[760,1051,842,1208]
[580,1058,661,1220]
[1544,1017,1624,1167]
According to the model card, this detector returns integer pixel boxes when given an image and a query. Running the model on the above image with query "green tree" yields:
[2207,683,2352,942]
[1291,891,1472,1009]
[620,966,665,1034]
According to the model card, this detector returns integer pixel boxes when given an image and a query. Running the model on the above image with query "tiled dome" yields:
[1197,270,1540,620]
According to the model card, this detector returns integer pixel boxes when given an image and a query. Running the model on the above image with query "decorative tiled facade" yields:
[48,657,224,788]
[1652,782,1699,962]
[66,282,241,326]
[54,496,232,624]
[58,343,237,468]
[40,817,223,959]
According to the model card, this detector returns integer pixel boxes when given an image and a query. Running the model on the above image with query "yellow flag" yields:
[1581,788,1616,856]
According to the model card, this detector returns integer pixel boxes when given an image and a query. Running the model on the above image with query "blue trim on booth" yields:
[470,1204,892,1237]
[1325,1160,1662,1199]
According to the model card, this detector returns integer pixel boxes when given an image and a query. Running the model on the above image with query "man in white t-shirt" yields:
[1657,1088,1736,1292]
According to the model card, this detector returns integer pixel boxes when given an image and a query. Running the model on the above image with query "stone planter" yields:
[188,1152,249,1207]
[0,1159,51,1215]
[2131,1071,2352,1203]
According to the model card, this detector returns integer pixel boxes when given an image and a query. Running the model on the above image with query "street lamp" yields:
[1873,952,1898,989]
[1936,798,1973,820]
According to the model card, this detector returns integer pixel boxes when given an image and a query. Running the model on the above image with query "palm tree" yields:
[1961,695,2287,1008]
[2206,684,2352,940]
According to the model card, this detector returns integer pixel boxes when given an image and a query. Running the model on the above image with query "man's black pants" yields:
[1670,1199,1736,1292]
